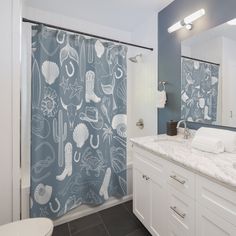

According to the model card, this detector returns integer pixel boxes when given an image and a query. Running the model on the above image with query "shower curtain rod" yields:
[22,18,154,51]
[181,55,220,66]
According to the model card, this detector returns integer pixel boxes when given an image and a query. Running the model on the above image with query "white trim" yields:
[54,195,133,226]
[12,0,22,221]
[20,22,32,220]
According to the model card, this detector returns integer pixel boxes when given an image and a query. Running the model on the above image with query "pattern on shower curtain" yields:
[181,57,219,124]
[30,25,127,219]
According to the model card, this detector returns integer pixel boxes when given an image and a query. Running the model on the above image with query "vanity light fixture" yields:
[168,9,205,33]
[227,18,236,25]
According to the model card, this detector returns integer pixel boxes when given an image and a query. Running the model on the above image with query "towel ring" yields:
[159,81,167,90]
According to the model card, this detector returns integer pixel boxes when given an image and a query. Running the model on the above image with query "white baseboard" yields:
[54,195,133,226]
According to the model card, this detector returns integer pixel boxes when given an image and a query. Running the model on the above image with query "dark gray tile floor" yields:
[53,201,151,236]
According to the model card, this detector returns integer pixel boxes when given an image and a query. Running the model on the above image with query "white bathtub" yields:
[21,162,133,226]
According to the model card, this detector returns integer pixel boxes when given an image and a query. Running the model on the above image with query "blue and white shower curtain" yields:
[30,25,127,219]
[181,57,219,124]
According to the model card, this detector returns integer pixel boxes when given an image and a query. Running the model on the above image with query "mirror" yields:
[181,19,236,128]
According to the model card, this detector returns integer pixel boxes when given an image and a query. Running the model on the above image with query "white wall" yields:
[129,13,158,139]
[188,37,222,64]
[0,0,13,225]
[0,0,21,225]
[23,7,132,42]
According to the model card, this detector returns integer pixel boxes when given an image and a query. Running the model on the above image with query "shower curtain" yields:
[30,25,127,219]
[181,57,219,124]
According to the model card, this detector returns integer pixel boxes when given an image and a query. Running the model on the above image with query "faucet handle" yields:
[184,128,191,139]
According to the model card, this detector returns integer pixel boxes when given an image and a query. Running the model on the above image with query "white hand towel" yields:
[191,135,224,154]
[195,127,236,153]
[157,90,167,108]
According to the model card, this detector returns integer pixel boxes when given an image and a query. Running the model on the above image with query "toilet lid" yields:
[0,218,53,236]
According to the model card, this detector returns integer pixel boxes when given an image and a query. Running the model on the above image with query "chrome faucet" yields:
[176,120,190,139]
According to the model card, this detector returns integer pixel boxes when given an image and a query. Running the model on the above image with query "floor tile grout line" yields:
[122,202,131,213]
[98,202,143,236]
[67,223,72,236]
[122,202,135,218]
[122,202,148,233]
[102,221,111,236]
[125,228,137,236]
[125,228,143,236]
[97,212,111,236]
[67,213,103,235]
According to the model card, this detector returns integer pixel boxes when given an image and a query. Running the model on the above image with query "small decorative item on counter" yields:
[166,120,178,136]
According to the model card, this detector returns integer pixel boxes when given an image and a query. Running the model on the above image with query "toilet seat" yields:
[0,218,53,236]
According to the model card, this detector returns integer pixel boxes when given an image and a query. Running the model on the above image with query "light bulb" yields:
[184,9,205,25]
[167,8,205,34]
[168,21,183,33]
[227,18,236,25]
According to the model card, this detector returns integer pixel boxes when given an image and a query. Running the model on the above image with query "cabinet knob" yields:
[142,174,150,181]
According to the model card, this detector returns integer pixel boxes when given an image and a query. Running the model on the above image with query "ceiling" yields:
[24,0,174,31]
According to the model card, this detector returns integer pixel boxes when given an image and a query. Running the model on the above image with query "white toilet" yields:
[0,218,53,236]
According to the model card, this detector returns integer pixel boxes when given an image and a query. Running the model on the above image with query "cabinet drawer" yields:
[168,221,191,236]
[196,175,236,226]
[167,161,195,199]
[167,186,195,236]
[196,203,236,236]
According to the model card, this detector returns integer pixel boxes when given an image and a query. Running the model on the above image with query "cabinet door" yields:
[196,204,236,236]
[133,167,150,224]
[133,151,166,236]
[149,177,166,236]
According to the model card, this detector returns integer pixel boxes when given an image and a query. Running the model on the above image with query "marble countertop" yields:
[130,134,236,190]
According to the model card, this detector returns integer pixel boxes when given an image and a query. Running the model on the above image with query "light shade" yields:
[227,18,236,25]
[184,9,205,25]
[168,21,183,33]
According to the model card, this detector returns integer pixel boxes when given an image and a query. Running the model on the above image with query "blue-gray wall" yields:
[158,0,236,134]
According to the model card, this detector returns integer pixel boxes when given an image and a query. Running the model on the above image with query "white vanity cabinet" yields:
[132,146,236,236]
